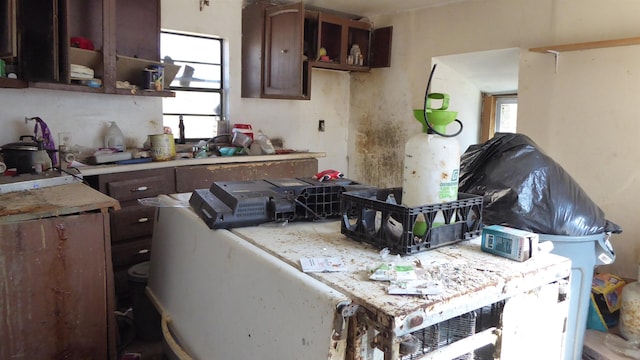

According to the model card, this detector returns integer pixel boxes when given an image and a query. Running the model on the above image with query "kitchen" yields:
[1,0,639,358]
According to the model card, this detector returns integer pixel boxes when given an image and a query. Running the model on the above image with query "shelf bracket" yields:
[547,50,560,74]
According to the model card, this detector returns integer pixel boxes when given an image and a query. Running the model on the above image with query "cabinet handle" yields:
[137,217,150,223]
[281,49,288,54]
[131,186,149,192]
[138,249,150,254]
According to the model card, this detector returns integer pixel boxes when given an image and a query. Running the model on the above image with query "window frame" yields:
[480,93,517,142]
[161,29,225,141]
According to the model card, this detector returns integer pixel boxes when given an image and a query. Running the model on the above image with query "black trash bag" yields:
[459,133,621,236]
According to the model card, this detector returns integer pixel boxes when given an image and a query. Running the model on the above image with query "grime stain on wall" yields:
[354,111,405,188]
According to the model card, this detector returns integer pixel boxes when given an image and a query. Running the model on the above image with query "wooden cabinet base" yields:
[0,212,115,359]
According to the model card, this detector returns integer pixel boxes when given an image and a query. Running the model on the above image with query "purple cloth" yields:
[30,117,57,166]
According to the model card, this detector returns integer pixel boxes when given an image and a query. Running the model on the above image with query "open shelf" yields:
[530,36,640,53]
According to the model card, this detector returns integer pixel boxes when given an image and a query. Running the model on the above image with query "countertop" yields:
[0,182,120,224]
[231,220,572,331]
[77,151,326,176]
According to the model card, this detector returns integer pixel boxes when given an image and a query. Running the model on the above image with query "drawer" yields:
[111,238,152,268]
[110,205,156,242]
[107,172,175,202]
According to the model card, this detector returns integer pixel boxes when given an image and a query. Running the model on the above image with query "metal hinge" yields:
[333,301,359,340]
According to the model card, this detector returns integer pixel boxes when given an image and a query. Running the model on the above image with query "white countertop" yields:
[76,151,326,176]
[230,220,572,332]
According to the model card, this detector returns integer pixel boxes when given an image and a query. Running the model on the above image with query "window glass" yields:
[161,30,224,141]
[495,97,517,133]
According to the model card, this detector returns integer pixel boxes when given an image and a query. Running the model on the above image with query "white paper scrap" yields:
[300,257,347,273]
[388,280,443,295]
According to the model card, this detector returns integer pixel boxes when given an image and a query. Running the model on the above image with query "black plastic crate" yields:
[340,188,483,255]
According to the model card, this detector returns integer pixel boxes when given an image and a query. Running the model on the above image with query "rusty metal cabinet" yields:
[0,183,119,359]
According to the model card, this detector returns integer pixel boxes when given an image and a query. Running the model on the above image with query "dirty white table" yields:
[232,220,572,360]
[148,200,571,360]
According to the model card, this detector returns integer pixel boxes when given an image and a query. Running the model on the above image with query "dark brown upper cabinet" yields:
[308,13,392,72]
[3,0,176,96]
[263,3,309,98]
[242,1,392,100]
[243,2,310,99]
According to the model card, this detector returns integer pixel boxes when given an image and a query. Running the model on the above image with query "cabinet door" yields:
[18,0,59,82]
[370,26,393,68]
[0,0,17,58]
[0,213,109,359]
[263,2,309,99]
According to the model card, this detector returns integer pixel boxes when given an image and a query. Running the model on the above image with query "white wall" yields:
[0,89,162,150]
[353,0,640,278]
[430,60,482,154]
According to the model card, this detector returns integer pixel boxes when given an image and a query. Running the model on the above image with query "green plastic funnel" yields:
[413,93,458,134]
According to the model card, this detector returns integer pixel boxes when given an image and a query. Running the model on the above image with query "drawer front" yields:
[111,238,152,269]
[110,205,156,242]
[107,173,174,202]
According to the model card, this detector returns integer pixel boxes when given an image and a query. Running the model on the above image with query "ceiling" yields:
[436,48,520,93]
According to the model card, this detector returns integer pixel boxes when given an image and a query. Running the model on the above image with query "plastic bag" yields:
[459,133,621,236]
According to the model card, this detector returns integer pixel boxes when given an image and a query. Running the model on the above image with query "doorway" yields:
[434,48,520,147]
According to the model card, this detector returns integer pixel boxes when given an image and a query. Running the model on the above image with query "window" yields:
[495,96,518,133]
[480,94,518,142]
[161,30,224,140]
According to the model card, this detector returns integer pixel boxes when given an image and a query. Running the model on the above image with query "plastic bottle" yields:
[33,139,53,172]
[104,121,125,151]
[620,266,640,343]
[402,93,461,207]
[402,132,460,207]
[178,115,186,144]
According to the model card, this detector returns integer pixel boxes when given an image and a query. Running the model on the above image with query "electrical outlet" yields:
[318,119,325,132]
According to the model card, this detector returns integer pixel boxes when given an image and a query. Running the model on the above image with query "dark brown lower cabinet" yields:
[175,158,318,192]
[0,212,114,359]
[86,158,318,303]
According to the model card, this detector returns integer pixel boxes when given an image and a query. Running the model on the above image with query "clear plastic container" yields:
[104,121,125,151]
[255,131,275,154]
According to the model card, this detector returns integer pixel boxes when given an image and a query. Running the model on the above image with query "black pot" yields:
[1,135,38,174]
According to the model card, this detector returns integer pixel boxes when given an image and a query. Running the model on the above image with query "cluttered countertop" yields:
[147,198,573,359]
[0,117,326,178]
[75,150,326,176]
[0,182,120,224]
